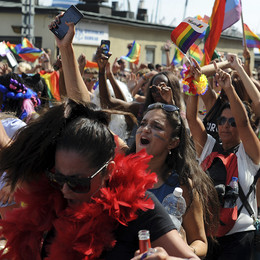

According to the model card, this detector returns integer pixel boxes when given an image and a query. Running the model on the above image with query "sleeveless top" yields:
[149,171,180,203]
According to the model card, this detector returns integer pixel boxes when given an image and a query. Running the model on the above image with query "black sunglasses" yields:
[148,103,179,113]
[217,116,236,127]
[45,161,109,193]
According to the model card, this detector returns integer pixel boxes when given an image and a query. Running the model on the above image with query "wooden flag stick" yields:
[241,1,247,49]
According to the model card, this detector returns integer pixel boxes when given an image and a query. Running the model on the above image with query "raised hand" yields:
[213,61,232,91]
[189,57,202,82]
[226,53,242,71]
[48,13,75,48]
[96,47,111,72]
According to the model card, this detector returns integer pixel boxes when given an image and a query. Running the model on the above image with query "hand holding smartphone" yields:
[49,5,84,40]
[100,40,110,55]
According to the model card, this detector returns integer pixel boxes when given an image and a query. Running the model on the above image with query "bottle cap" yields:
[232,177,238,182]
[138,230,150,240]
[173,187,183,197]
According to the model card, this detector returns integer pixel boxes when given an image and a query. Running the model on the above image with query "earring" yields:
[168,150,172,155]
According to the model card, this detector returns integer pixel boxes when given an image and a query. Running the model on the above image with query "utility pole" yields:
[183,0,188,20]
[155,0,159,24]
[21,0,35,43]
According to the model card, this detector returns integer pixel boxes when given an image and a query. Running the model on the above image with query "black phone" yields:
[100,40,110,55]
[50,5,83,40]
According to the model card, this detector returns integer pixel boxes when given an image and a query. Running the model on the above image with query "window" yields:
[145,45,155,64]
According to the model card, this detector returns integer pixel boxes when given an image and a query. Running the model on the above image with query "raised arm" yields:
[96,47,140,116]
[49,17,90,103]
[105,61,127,101]
[214,62,260,164]
[227,53,260,117]
[185,59,208,157]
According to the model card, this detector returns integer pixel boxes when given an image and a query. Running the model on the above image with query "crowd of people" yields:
[0,13,259,260]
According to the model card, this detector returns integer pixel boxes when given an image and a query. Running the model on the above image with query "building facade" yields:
[0,1,255,69]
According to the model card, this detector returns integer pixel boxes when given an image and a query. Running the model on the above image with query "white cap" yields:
[173,187,183,197]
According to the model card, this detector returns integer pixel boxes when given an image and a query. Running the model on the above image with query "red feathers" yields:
[0,150,157,259]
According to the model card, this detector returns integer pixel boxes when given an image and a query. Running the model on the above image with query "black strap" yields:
[238,168,260,217]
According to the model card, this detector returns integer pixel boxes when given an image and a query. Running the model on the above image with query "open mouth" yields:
[140,137,150,145]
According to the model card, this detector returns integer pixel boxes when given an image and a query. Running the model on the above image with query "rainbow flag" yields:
[6,42,17,54]
[196,15,210,39]
[171,48,184,66]
[39,71,61,101]
[244,24,260,49]
[13,38,44,63]
[17,47,44,63]
[22,38,34,48]
[84,60,98,69]
[201,0,226,66]
[189,44,203,64]
[171,17,208,54]
[121,40,141,64]
[222,0,241,31]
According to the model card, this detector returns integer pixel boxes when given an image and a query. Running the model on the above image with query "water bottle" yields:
[162,187,186,231]
[224,177,239,208]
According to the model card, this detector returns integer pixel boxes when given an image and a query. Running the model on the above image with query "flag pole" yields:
[240,1,247,49]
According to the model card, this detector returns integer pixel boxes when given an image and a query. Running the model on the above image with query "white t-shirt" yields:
[198,134,260,236]
[0,118,26,207]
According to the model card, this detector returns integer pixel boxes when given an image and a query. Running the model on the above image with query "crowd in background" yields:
[0,17,259,260]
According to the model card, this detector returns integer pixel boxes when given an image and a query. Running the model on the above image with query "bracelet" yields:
[165,49,170,52]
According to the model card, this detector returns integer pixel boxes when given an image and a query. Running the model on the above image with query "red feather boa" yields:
[0,150,157,260]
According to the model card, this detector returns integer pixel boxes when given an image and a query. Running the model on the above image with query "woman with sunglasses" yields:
[186,61,260,260]
[0,99,199,260]
[127,102,219,258]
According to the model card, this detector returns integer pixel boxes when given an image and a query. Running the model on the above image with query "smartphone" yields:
[100,40,110,55]
[49,5,84,40]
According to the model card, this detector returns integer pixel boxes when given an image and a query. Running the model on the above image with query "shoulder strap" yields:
[237,168,260,217]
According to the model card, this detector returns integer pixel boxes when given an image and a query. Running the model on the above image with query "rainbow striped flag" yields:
[39,71,61,101]
[13,38,44,63]
[171,17,208,54]
[189,44,203,64]
[121,40,141,64]
[6,42,17,54]
[22,38,34,48]
[171,48,184,66]
[244,24,260,49]
[201,0,226,66]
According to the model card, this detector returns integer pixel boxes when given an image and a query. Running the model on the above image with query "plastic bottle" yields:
[224,177,239,208]
[162,187,186,232]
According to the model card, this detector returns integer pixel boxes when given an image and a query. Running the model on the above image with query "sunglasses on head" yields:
[148,103,179,113]
[217,116,236,127]
[45,161,109,193]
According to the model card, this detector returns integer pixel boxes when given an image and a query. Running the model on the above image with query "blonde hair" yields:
[14,62,32,74]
